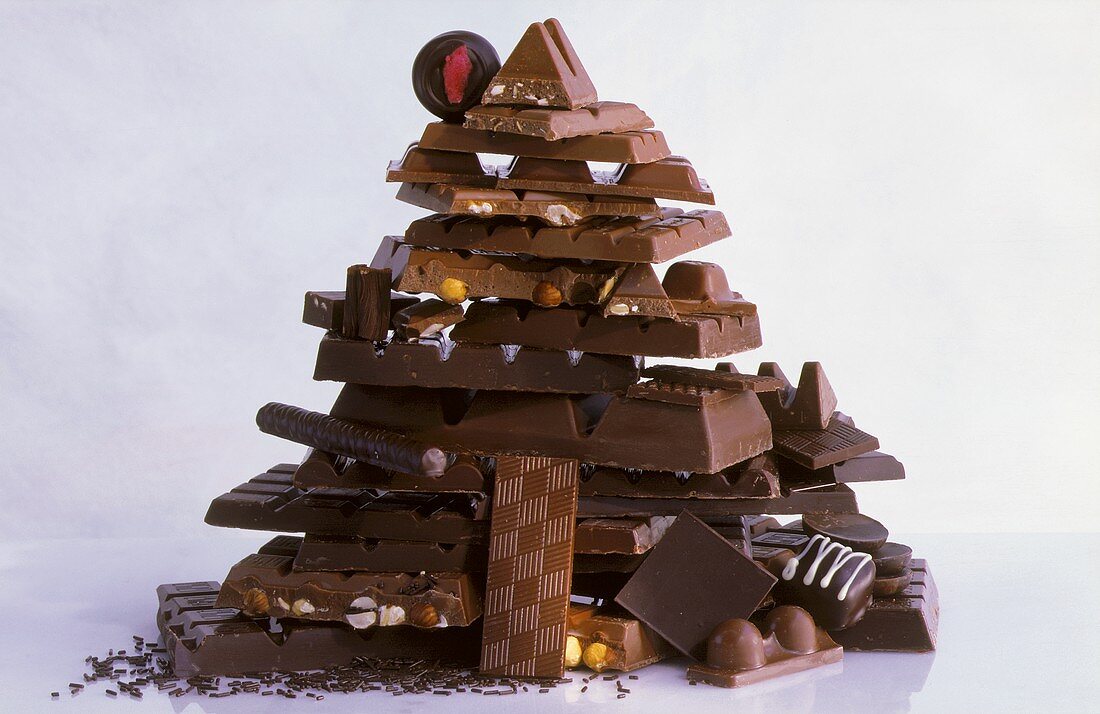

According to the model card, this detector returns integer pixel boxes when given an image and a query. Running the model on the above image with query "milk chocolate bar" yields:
[292,535,489,573]
[568,609,676,672]
[216,552,482,628]
[329,382,772,473]
[157,582,481,676]
[396,183,658,225]
[777,450,906,488]
[642,364,784,393]
[450,300,762,358]
[204,466,489,543]
[404,209,730,263]
[601,263,676,318]
[419,122,671,164]
[385,146,497,186]
[295,454,489,494]
[662,261,758,318]
[392,298,464,339]
[772,414,881,470]
[497,155,714,204]
[480,19,596,109]
[392,244,627,305]
[577,483,859,517]
[574,516,675,554]
[480,456,580,678]
[828,559,938,651]
[756,362,838,430]
[465,101,653,140]
[578,458,780,500]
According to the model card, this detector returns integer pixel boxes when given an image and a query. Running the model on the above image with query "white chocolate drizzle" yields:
[781,534,873,601]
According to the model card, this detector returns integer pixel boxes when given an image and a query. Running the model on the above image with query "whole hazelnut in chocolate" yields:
[705,618,766,671]
[763,606,819,654]
[437,277,469,305]
[412,31,501,122]
[408,602,440,628]
[532,280,563,307]
[241,587,269,616]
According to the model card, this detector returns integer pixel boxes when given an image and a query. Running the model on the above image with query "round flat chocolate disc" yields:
[412,31,500,122]
[873,568,913,597]
[871,541,913,576]
[802,513,889,553]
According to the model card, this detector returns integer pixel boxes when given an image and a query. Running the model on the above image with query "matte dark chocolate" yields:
[480,19,596,109]
[803,512,889,553]
[465,101,653,140]
[343,265,391,341]
[828,559,938,651]
[419,122,671,164]
[412,30,501,122]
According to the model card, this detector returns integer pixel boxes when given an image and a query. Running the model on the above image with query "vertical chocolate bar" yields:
[480,456,580,678]
[343,265,392,340]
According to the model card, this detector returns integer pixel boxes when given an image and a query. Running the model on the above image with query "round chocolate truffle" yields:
[705,619,766,671]
[412,31,500,122]
[803,513,889,553]
[763,605,818,654]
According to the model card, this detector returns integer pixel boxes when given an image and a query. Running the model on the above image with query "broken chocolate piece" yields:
[465,101,653,140]
[757,362,838,430]
[294,453,488,494]
[419,122,671,164]
[481,18,596,109]
[293,535,489,573]
[646,364,785,393]
[412,30,501,122]
[776,450,906,488]
[343,266,391,341]
[498,154,715,204]
[568,609,676,672]
[662,261,757,318]
[577,483,859,517]
[578,461,779,500]
[392,298,464,339]
[396,183,657,225]
[574,516,675,555]
[303,291,345,331]
[602,264,676,319]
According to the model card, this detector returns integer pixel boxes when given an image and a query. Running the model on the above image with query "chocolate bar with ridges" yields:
[450,300,762,359]
[480,456,580,678]
[203,466,489,544]
[291,535,490,573]
[579,456,779,500]
[577,484,859,517]
[642,364,784,393]
[403,209,730,263]
[498,155,714,204]
[828,559,938,651]
[419,122,671,164]
[464,101,653,140]
[295,454,489,494]
[772,414,880,470]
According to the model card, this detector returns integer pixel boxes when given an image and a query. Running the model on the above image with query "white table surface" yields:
[2,532,1096,713]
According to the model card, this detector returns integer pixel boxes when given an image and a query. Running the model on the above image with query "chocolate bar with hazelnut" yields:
[204,465,490,544]
[450,300,762,359]
[418,122,671,164]
[156,582,482,677]
[216,551,482,628]
[567,608,676,672]
[464,101,653,140]
[404,209,730,263]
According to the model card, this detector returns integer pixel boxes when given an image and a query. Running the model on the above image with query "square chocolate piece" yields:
[614,511,777,660]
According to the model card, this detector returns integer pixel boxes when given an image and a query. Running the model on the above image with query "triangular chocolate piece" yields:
[602,264,676,319]
[756,361,838,430]
[482,18,598,110]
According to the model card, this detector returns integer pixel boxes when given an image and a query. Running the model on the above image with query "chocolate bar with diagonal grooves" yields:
[480,456,580,678]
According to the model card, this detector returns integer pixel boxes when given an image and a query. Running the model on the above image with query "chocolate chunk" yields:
[757,362,838,431]
[686,607,842,688]
[217,551,482,627]
[568,609,676,672]
[418,122,671,164]
[157,581,481,676]
[829,560,938,651]
[392,299,464,339]
[614,512,777,660]
[768,534,876,630]
[404,209,730,263]
[771,413,880,470]
[303,291,345,331]
[204,467,489,544]
[662,261,757,318]
[601,264,676,319]
[395,183,658,226]
[450,300,762,359]
[480,456,580,678]
[293,449,345,487]
[465,101,653,140]
[314,335,641,394]
[329,382,772,474]
[255,402,448,477]
[412,30,501,122]
[644,364,785,393]
[480,19,596,109]
[343,266,391,340]
[802,513,890,553]
[292,535,489,573]
[870,541,913,576]
[574,516,675,555]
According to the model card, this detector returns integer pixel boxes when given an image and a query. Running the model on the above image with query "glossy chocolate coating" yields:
[706,619,766,670]
[769,534,876,630]
[412,31,500,122]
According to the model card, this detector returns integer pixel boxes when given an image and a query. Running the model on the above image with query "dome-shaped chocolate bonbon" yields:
[412,31,500,122]
[763,606,818,654]
[705,619,766,671]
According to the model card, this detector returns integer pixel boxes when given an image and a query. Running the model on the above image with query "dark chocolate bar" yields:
[465,101,653,140]
[295,454,489,494]
[293,535,489,573]
[756,362,838,431]
[577,483,859,517]
[578,458,779,500]
[828,559,938,651]
[574,516,675,554]
[302,291,346,331]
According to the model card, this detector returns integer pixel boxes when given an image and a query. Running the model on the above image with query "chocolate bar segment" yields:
[419,122,671,164]
[828,559,938,651]
[480,19,596,109]
[450,300,762,359]
[568,608,676,672]
[293,535,489,573]
[602,264,676,318]
[578,459,779,500]
[386,145,496,186]
[296,454,489,494]
[465,101,653,140]
[480,456,580,678]
[404,209,730,263]
[577,483,859,517]
[644,364,783,392]
[392,299,465,339]
[574,516,675,554]
[756,362,838,430]
[303,291,345,331]
[662,261,758,318]
[216,552,482,628]
[396,183,657,225]
[772,414,881,470]
[497,155,715,204]
[343,266,391,340]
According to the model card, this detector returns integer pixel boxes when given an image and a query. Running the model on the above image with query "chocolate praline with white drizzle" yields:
[767,533,876,630]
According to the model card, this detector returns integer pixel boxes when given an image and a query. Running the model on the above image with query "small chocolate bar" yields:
[574,516,675,554]
[828,559,939,651]
[295,453,489,494]
[772,413,880,470]
[567,606,676,672]
[577,456,779,500]
[292,535,490,573]
[464,101,653,140]
[578,483,859,517]
[418,122,671,164]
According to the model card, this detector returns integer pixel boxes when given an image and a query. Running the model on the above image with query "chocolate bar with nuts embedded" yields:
[577,483,859,517]
[567,607,676,672]
[204,466,489,543]
[295,453,489,494]
[391,244,627,305]
[418,122,671,164]
[396,183,657,226]
[404,209,730,263]
[290,535,490,573]
[480,18,596,109]
[156,582,482,677]
[828,559,938,651]
[329,382,772,474]
[450,300,762,358]
[314,334,642,394]
[216,551,482,629]
[464,101,653,140]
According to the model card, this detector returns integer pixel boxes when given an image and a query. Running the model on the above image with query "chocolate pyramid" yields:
[158,20,937,686]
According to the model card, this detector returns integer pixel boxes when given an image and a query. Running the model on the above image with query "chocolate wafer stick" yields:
[255,402,447,477]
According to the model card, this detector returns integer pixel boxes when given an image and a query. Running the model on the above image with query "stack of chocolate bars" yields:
[159,18,938,687]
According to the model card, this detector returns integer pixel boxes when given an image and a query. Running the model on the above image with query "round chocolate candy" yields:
[802,513,889,553]
[871,541,913,576]
[706,619,766,671]
[412,31,500,122]
[763,606,819,654]
[873,568,913,597]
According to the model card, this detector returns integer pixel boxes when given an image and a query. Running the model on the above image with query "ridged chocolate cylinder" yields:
[256,402,447,477]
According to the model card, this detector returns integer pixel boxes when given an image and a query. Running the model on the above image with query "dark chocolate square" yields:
[613,511,777,660]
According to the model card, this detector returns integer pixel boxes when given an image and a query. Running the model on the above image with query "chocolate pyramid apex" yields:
[482,18,598,110]
[756,361,838,430]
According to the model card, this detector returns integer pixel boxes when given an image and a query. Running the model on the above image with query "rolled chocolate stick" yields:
[255,402,448,477]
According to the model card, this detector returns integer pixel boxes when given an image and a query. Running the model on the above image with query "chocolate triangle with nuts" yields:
[602,263,676,319]
[481,18,598,110]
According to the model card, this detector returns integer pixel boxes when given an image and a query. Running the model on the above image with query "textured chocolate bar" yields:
[292,535,489,573]
[343,265,391,340]
[573,516,675,554]
[157,582,481,676]
[578,457,780,500]
[772,414,881,470]
[419,122,671,164]
[204,466,489,543]
[480,456,580,678]
[577,483,859,517]
[314,335,642,394]
[302,291,346,331]
[642,364,783,393]
[392,245,627,305]
[828,559,938,651]
[777,450,906,488]
[295,454,489,494]
[568,609,676,672]
[497,155,714,204]
[480,19,596,109]
[216,552,482,628]
[465,101,653,140]
[396,183,657,225]
[625,380,744,407]
[450,300,762,359]
[329,383,772,474]
[404,209,730,263]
